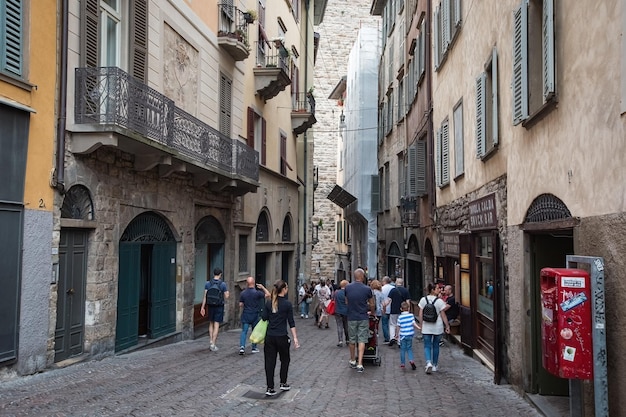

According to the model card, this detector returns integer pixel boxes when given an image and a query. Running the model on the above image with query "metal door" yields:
[55,230,88,362]
[116,243,141,351]
[149,243,176,338]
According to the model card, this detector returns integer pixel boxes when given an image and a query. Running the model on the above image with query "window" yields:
[434,0,462,69]
[398,78,405,121]
[1,0,23,77]
[476,234,494,319]
[373,172,381,213]
[100,0,121,67]
[436,118,450,187]
[280,133,288,175]
[219,72,232,137]
[512,0,555,125]
[246,107,266,165]
[291,0,300,22]
[398,153,406,201]
[453,100,464,177]
[384,162,390,210]
[407,139,427,197]
[476,48,498,158]
[238,235,248,272]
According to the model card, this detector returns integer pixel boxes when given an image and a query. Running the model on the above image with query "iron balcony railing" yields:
[292,92,316,114]
[75,66,258,182]
[217,3,250,48]
[400,196,419,227]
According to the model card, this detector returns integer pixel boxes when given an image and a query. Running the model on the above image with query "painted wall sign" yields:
[442,232,460,257]
[468,193,498,231]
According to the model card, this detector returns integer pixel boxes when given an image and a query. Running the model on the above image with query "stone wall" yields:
[312,1,380,282]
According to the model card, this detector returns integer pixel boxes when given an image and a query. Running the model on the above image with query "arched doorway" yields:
[387,241,404,279]
[116,212,176,352]
[281,215,293,283]
[56,185,94,362]
[406,235,423,300]
[255,210,271,286]
[525,194,574,396]
[194,216,226,328]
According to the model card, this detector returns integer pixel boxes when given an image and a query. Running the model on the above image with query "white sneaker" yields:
[301,314,304,318]
[425,362,432,374]
[305,315,308,319]
[432,365,438,372]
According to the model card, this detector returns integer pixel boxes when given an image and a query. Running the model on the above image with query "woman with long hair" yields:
[418,283,450,374]
[261,279,300,396]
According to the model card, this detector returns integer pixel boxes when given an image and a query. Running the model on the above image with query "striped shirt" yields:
[397,311,416,339]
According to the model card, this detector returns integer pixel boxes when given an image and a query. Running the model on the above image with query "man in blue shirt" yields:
[201,268,230,352]
[344,268,374,373]
[239,276,270,355]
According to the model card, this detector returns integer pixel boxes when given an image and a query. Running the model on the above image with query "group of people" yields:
[200,266,461,397]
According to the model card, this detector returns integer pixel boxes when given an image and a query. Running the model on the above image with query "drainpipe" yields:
[54,0,69,193]
[301,0,310,282]
[426,0,435,222]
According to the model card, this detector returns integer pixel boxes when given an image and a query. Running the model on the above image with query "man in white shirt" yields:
[380,276,395,344]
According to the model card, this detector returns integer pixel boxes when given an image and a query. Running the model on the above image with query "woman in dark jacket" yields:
[261,280,300,396]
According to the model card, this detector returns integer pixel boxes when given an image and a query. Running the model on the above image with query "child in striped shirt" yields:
[394,301,420,370]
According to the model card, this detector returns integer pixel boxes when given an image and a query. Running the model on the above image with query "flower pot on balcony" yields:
[243,10,257,24]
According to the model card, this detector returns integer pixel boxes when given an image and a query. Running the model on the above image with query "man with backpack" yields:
[201,268,230,351]
[418,283,450,374]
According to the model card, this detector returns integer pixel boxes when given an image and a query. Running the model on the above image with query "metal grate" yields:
[282,216,291,242]
[195,216,225,243]
[256,212,269,242]
[61,185,95,220]
[120,212,175,242]
[524,193,572,223]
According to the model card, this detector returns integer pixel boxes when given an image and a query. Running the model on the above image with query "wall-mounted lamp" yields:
[312,225,319,245]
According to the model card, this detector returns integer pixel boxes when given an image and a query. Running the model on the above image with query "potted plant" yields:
[243,9,257,24]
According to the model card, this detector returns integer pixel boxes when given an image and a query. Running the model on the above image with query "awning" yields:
[326,184,356,208]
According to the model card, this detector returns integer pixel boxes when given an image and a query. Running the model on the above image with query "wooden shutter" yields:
[81,0,100,68]
[435,128,442,187]
[454,0,462,26]
[512,1,528,125]
[442,0,451,49]
[219,73,232,137]
[542,0,555,101]
[129,0,148,82]
[247,107,255,148]
[476,72,486,158]
[433,6,440,69]
[2,0,23,76]
[491,48,499,146]
[371,175,380,213]
[441,120,450,185]
[416,140,426,196]
[419,26,425,78]
[453,102,464,177]
[261,117,267,165]
[280,134,287,175]
[407,145,417,197]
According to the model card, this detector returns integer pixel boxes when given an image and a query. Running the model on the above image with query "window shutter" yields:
[476,72,486,158]
[129,0,148,82]
[81,0,100,68]
[433,6,440,69]
[419,26,425,77]
[442,0,451,49]
[261,118,267,165]
[435,128,442,187]
[371,175,380,213]
[542,0,555,101]
[247,107,255,148]
[454,0,462,27]
[442,120,450,185]
[408,145,417,197]
[219,73,232,137]
[512,1,528,125]
[2,0,23,76]
[280,134,287,175]
[416,140,427,196]
[491,48,499,146]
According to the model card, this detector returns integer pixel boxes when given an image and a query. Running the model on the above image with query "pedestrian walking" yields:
[200,268,229,351]
[395,301,419,370]
[387,278,410,347]
[316,279,332,329]
[261,279,300,396]
[345,268,374,373]
[238,276,270,355]
[380,276,394,344]
[333,280,349,347]
[418,283,450,374]
[370,279,384,334]
[298,283,311,318]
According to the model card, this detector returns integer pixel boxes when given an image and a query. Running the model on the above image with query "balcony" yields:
[400,196,419,227]
[291,92,317,135]
[73,67,259,195]
[254,49,291,102]
[217,4,250,61]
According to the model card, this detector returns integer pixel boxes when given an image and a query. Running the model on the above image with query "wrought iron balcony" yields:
[73,67,259,193]
[217,4,251,61]
[291,92,317,134]
[400,196,419,227]
[254,48,291,102]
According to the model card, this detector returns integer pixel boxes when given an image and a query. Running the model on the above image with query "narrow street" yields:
[0,316,541,417]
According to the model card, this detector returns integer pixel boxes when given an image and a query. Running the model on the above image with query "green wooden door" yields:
[149,243,176,338]
[116,243,141,351]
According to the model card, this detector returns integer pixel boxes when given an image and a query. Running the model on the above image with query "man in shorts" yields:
[200,268,230,351]
[344,268,374,373]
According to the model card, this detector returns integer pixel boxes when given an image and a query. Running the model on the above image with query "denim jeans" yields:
[422,333,443,366]
[399,336,414,365]
[300,300,310,316]
[240,318,260,349]
[381,313,390,342]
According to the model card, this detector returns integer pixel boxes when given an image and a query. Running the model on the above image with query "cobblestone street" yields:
[0,317,542,417]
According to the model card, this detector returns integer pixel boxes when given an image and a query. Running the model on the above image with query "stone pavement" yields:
[0,317,542,417]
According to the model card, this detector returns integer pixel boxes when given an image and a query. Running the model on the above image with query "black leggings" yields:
[264,335,291,388]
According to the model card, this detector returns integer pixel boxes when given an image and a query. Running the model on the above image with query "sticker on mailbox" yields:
[560,292,587,312]
[563,346,576,362]
[561,277,586,288]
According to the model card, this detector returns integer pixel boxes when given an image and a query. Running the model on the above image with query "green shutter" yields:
[416,140,427,196]
[116,243,141,352]
[442,120,450,185]
[435,128,442,187]
[130,0,148,82]
[371,175,380,213]
[491,48,499,146]
[512,1,528,125]
[476,73,486,158]
[149,243,176,339]
[2,0,23,76]
[543,0,555,101]
[408,144,417,197]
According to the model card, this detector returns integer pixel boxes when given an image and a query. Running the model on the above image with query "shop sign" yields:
[442,232,459,257]
[469,193,498,231]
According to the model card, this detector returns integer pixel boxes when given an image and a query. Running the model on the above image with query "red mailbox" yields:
[540,268,593,380]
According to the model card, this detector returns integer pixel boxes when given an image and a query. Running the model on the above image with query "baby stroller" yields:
[362,315,382,366]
